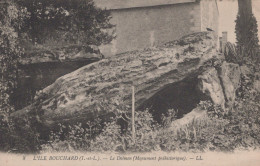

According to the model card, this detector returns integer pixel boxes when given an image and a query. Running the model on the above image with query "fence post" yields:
[132,85,136,143]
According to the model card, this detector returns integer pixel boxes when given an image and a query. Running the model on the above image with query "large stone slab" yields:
[11,32,219,126]
[19,45,102,65]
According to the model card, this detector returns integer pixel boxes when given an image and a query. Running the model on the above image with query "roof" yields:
[94,0,196,10]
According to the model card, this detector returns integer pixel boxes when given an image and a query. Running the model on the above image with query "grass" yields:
[39,81,260,153]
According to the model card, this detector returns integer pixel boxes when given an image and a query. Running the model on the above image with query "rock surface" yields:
[19,45,102,65]
[170,107,207,130]
[11,32,220,126]
[218,62,241,107]
[170,62,241,129]
[240,65,252,76]
[197,62,241,108]
[254,80,260,93]
[198,68,225,108]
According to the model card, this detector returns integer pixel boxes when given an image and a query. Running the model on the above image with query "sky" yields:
[218,0,260,43]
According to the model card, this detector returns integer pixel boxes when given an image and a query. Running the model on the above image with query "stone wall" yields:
[98,0,219,56]
[99,2,203,56]
[200,0,219,33]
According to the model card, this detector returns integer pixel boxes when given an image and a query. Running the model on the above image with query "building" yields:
[94,0,219,56]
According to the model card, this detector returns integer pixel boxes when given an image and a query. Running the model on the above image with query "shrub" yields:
[41,118,103,153]
[90,109,160,153]
[0,115,41,153]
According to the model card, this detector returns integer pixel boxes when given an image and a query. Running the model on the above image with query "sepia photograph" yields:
[0,0,260,165]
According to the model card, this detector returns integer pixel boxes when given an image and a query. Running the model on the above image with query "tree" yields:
[0,0,30,151]
[235,0,259,63]
[16,0,115,47]
[0,0,115,152]
[0,0,28,116]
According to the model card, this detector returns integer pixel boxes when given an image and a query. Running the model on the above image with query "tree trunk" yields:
[238,0,252,16]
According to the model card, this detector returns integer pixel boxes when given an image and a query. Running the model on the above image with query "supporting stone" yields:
[197,67,225,109]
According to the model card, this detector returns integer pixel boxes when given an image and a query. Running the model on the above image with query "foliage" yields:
[41,118,103,152]
[8,85,260,153]
[16,0,115,47]
[160,108,177,128]
[224,42,260,67]
[0,112,41,153]
[156,87,260,153]
[40,78,260,153]
[235,0,259,65]
[223,72,260,149]
[0,1,30,152]
[157,116,229,152]
[41,110,160,153]
[91,109,160,153]
[198,101,226,119]
[0,1,27,113]
[235,13,259,55]
[1,0,260,154]
[0,0,114,153]
[224,42,243,65]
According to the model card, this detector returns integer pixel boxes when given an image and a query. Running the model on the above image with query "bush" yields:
[0,115,41,153]
[6,67,260,153]
[87,110,159,152]
[41,118,103,153]
[40,81,260,153]
[157,116,229,152]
